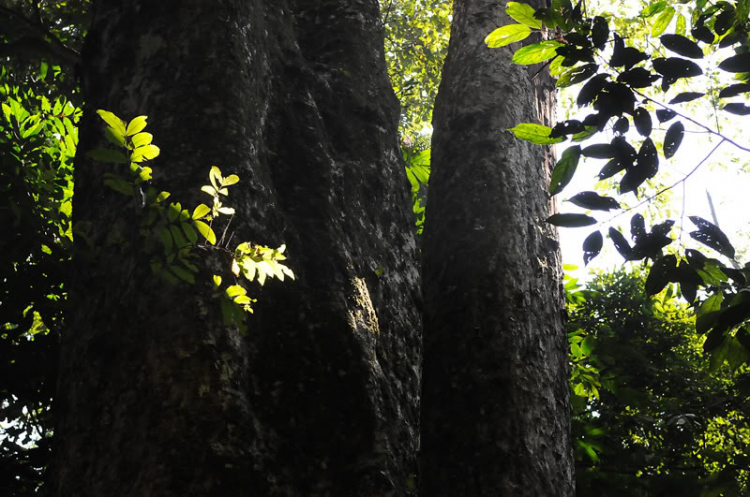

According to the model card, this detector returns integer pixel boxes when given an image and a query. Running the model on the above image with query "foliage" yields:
[567,269,750,496]
[381,0,451,235]
[88,110,295,331]
[492,0,750,369]
[0,52,80,495]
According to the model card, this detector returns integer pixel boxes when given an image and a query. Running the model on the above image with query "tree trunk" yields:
[419,0,574,495]
[50,1,421,495]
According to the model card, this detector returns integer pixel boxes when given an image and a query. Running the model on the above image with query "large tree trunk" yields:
[419,0,574,495]
[50,1,421,495]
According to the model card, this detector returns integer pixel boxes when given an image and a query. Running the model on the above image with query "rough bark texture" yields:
[50,1,421,495]
[419,0,574,495]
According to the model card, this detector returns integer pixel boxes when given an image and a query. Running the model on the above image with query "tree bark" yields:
[50,1,421,495]
[419,0,574,495]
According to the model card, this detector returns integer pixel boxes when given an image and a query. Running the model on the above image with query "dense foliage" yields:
[568,270,750,496]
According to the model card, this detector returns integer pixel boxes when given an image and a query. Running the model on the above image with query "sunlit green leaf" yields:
[512,41,562,65]
[126,115,148,136]
[506,2,542,28]
[485,24,532,48]
[508,123,563,145]
[193,219,216,245]
[96,109,127,136]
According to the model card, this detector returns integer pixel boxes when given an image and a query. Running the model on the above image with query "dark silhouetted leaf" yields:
[636,138,659,178]
[723,103,750,115]
[609,227,635,260]
[703,328,725,353]
[583,230,603,265]
[714,298,750,336]
[656,109,677,122]
[692,17,715,44]
[565,32,591,48]
[594,82,636,120]
[689,216,736,259]
[557,44,595,65]
[550,120,586,138]
[718,52,750,73]
[632,219,674,260]
[610,34,648,70]
[718,83,750,98]
[631,213,646,242]
[653,57,703,79]
[557,64,598,88]
[546,213,597,227]
[582,143,615,158]
[719,29,744,48]
[660,34,703,58]
[664,121,684,158]
[623,138,659,193]
[618,67,660,88]
[549,146,581,195]
[568,191,620,211]
[714,8,735,35]
[646,254,677,295]
[633,107,653,136]
[599,158,627,180]
[613,116,629,135]
[669,92,704,104]
[577,73,609,106]
[591,16,609,49]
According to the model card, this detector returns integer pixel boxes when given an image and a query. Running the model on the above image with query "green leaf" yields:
[222,174,240,186]
[169,265,195,284]
[131,144,160,162]
[508,123,563,145]
[104,126,127,147]
[180,223,198,245]
[155,191,170,203]
[192,204,211,220]
[549,146,581,195]
[213,275,222,287]
[193,220,217,245]
[210,166,223,190]
[156,226,173,252]
[546,213,597,227]
[96,110,127,136]
[650,6,674,37]
[581,336,595,355]
[675,13,686,36]
[103,176,135,196]
[169,224,190,248]
[485,24,532,48]
[168,203,181,223]
[131,132,153,148]
[512,41,562,65]
[87,148,130,164]
[126,115,148,136]
[506,2,542,28]
[226,284,246,298]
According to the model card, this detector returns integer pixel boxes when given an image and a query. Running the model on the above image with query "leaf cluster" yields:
[493,0,750,370]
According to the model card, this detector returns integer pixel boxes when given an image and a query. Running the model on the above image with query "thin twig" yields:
[634,89,750,154]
